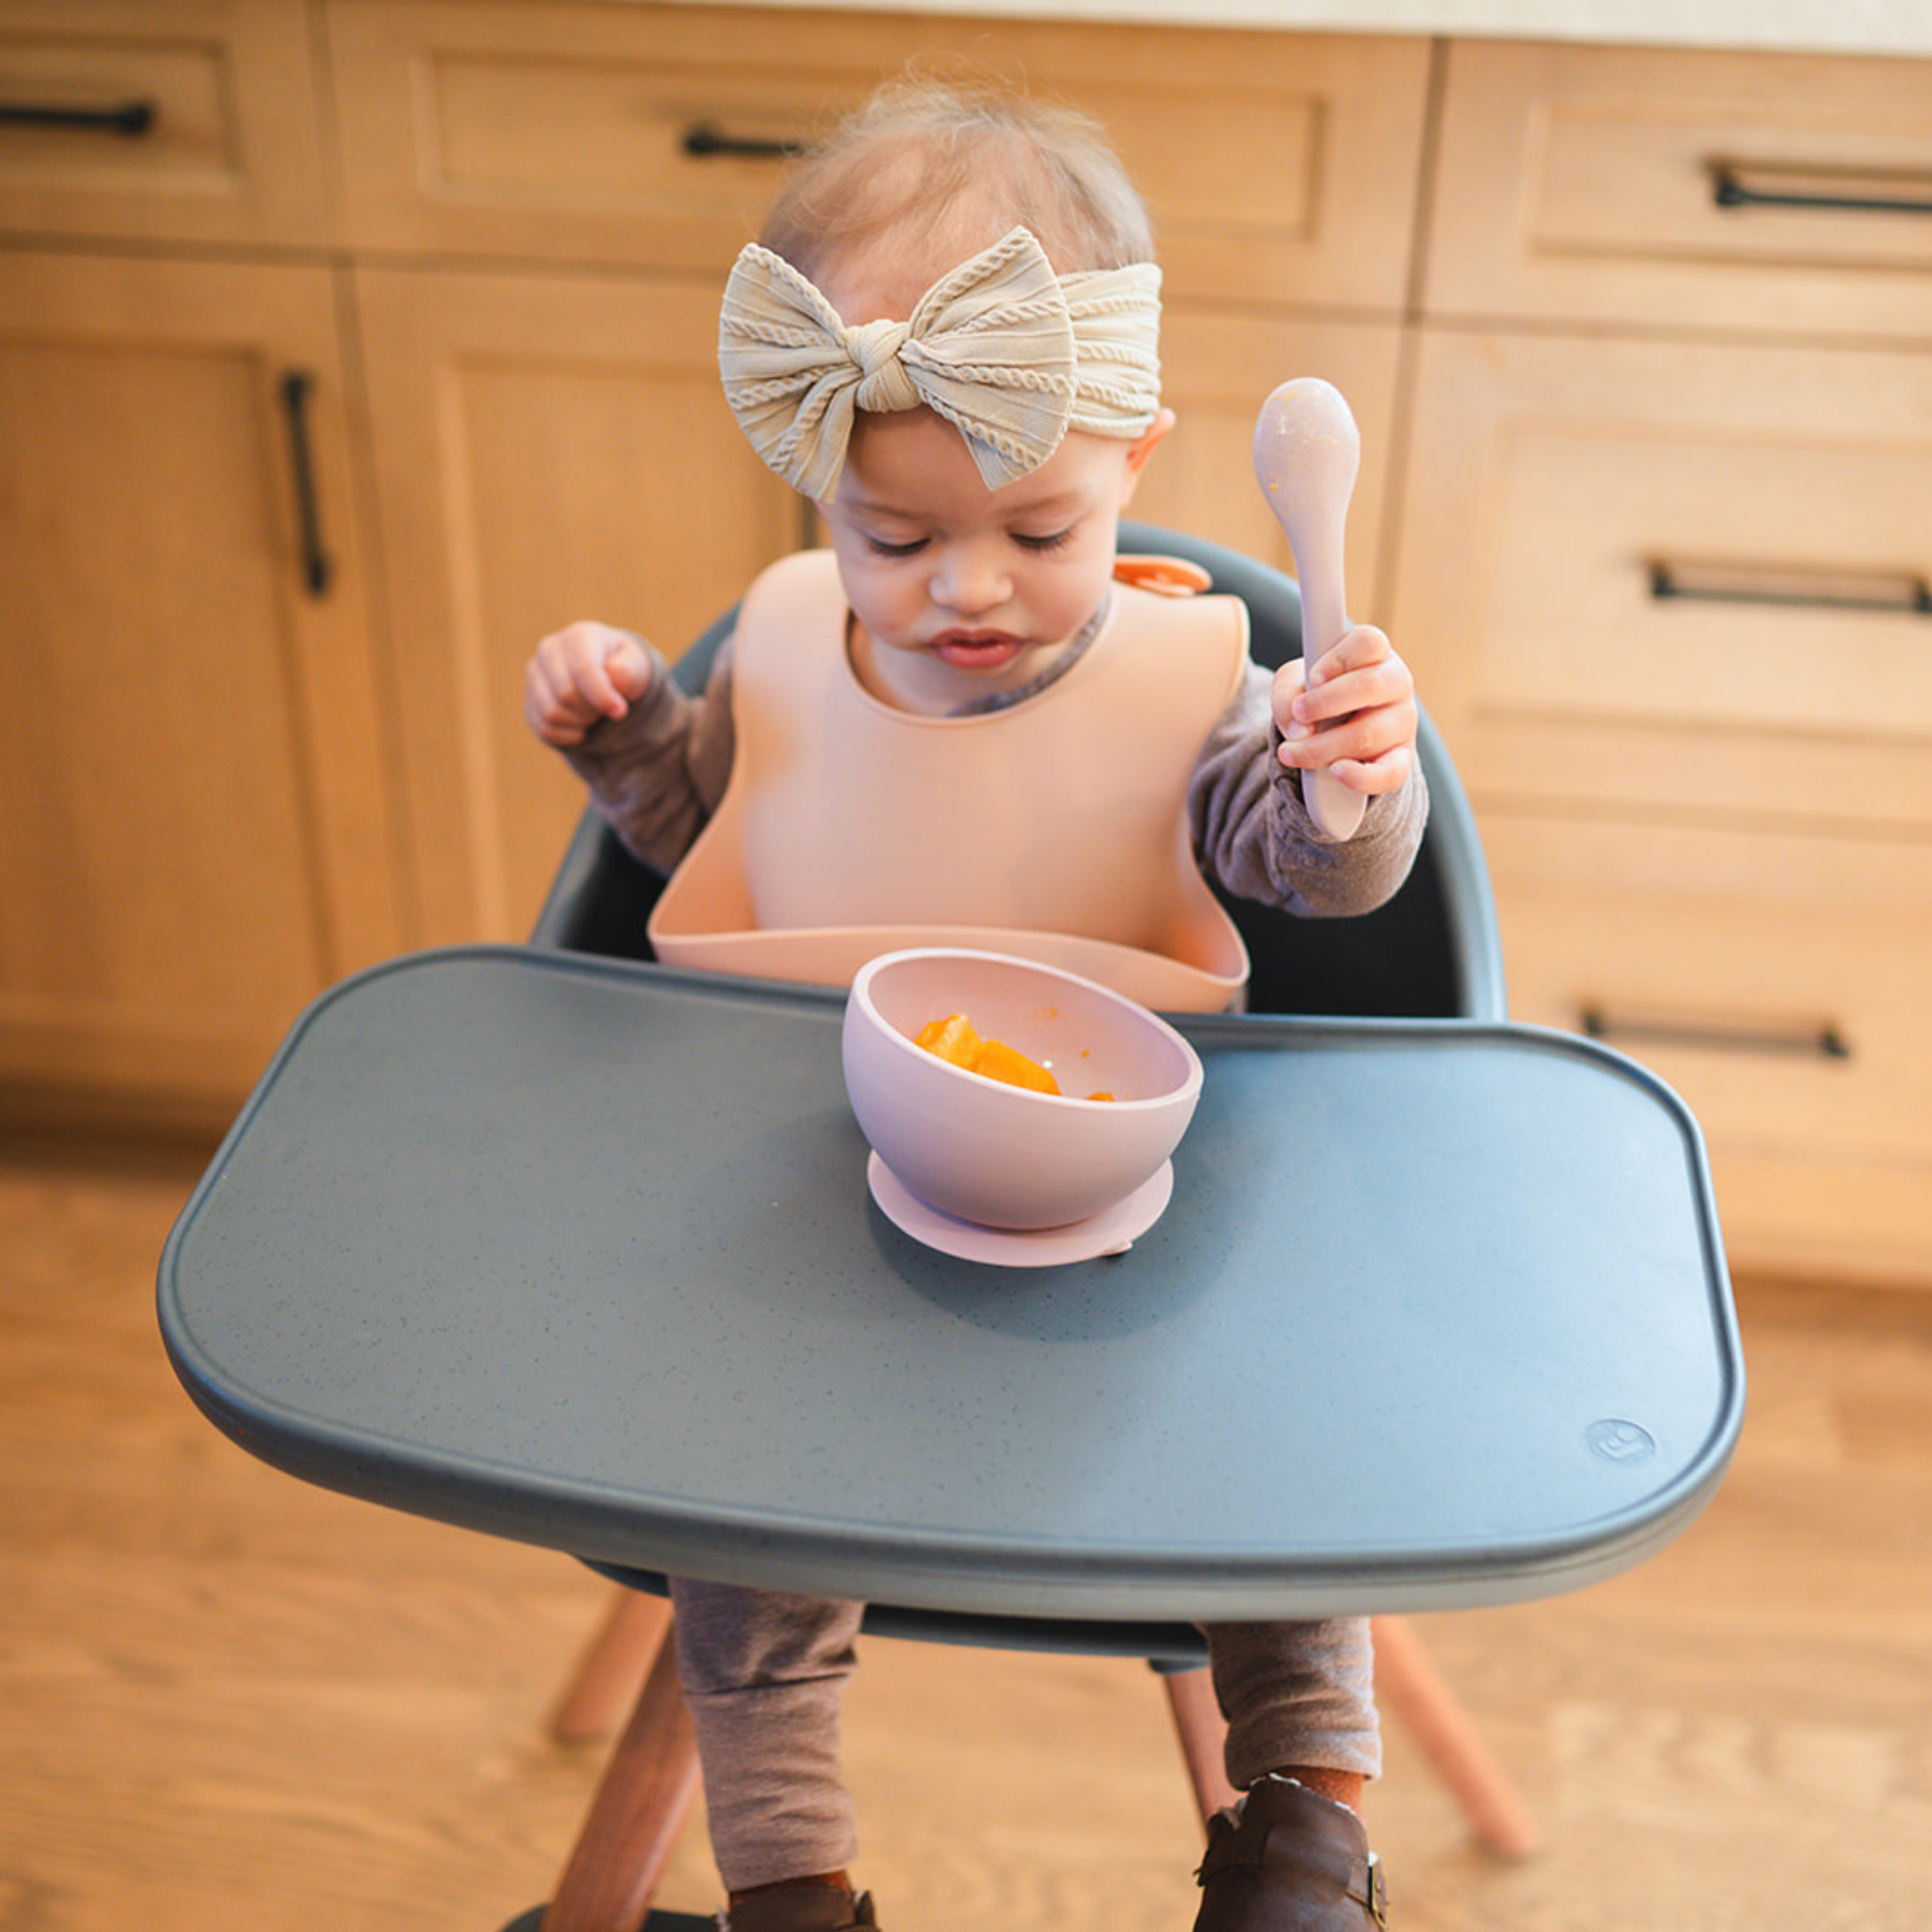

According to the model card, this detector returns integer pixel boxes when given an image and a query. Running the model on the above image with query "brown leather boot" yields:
[725,1884,880,1932]
[1192,1777,1389,1931]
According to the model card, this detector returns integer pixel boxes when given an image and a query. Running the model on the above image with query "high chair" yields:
[159,488,1743,1932]
[522,522,1533,1930]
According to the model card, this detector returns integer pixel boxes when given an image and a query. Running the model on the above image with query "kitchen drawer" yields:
[0,0,328,247]
[323,0,1429,310]
[1426,39,1932,344]
[1390,329,1932,834]
[1485,810,1932,1285]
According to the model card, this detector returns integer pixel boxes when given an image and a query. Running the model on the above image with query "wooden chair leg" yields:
[1161,1664,1242,1821]
[553,1584,669,1743]
[1370,1615,1539,1859]
[544,1592,703,1932]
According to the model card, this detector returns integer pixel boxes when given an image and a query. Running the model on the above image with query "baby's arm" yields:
[523,621,736,876]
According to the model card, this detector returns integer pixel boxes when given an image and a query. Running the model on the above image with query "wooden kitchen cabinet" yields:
[2,0,1434,1121]
[350,267,803,944]
[0,0,403,1130]
[12,0,1930,1287]
[1400,40,1932,1284]
[0,250,403,1127]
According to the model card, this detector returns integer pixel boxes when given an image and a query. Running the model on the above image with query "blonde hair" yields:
[759,79,1155,311]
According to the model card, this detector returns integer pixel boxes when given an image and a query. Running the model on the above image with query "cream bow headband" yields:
[719,225,1162,499]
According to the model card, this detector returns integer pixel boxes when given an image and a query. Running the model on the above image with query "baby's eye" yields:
[865,532,927,559]
[1013,526,1075,554]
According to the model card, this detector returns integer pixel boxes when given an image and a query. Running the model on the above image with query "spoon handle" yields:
[1253,379,1368,841]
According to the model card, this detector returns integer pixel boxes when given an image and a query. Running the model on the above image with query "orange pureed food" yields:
[914,1014,1113,1100]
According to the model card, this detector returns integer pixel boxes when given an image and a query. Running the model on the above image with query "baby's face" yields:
[820,406,1163,713]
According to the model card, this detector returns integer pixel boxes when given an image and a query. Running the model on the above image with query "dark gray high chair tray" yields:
[159,943,1742,1627]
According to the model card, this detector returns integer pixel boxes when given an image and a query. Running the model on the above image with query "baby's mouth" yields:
[931,629,1026,672]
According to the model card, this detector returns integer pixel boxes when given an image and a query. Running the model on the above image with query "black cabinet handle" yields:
[1710,160,1932,218]
[0,97,156,135]
[682,121,804,162]
[1648,559,1932,617]
[279,372,332,600]
[1582,1005,1852,1062]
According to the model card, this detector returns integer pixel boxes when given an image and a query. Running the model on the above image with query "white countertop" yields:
[672,0,1932,59]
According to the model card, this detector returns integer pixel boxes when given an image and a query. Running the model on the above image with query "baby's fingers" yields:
[1277,711,1418,791]
[1273,624,1419,794]
[1294,625,1410,723]
[1317,740,1419,798]
[528,624,651,743]
[559,623,650,716]
[524,658,597,745]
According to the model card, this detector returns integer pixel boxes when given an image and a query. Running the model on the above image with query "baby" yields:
[526,80,1420,1932]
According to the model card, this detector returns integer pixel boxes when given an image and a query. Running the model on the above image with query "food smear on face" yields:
[915,1014,1114,1100]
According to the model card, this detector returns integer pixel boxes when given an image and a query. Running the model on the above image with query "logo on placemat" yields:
[1585,1418,1657,1464]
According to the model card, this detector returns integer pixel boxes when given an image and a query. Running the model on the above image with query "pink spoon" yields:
[1253,378,1368,841]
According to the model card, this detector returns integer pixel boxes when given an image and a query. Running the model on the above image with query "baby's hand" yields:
[524,622,655,748]
[1271,622,1418,798]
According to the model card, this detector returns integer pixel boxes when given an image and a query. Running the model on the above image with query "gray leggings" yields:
[671,1577,1381,1892]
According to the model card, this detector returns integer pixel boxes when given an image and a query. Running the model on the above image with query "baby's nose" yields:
[935,542,1010,612]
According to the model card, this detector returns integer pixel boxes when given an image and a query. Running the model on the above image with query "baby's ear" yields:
[1121,407,1176,498]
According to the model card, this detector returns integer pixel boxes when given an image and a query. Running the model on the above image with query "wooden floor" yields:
[6,1124,1932,1932]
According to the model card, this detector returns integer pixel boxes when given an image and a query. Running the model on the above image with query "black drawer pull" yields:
[279,371,332,600]
[1582,1006,1852,1062]
[1710,159,1932,218]
[0,97,156,135]
[1649,559,1932,617]
[682,121,804,162]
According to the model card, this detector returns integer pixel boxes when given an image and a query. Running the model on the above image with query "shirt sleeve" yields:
[1188,657,1430,919]
[560,632,739,877]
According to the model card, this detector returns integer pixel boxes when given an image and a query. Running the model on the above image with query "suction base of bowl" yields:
[866,1152,1173,1268]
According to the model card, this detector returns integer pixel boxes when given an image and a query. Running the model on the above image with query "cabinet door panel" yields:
[0,253,399,1117]
[353,267,800,943]
[1134,308,1406,620]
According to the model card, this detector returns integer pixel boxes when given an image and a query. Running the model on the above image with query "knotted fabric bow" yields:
[719,226,1162,499]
